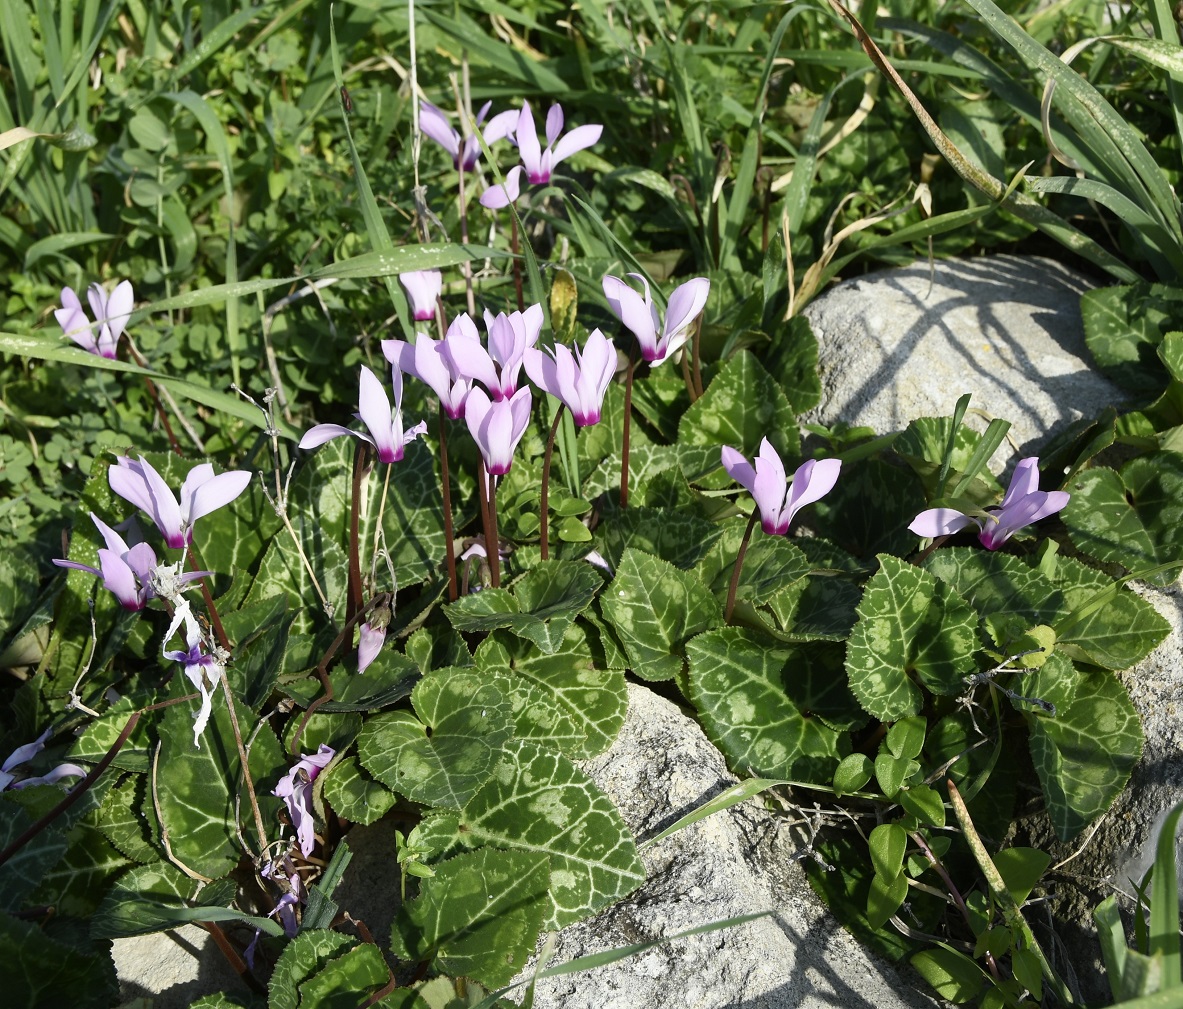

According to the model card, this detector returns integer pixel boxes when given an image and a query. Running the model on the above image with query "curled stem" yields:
[725,509,760,623]
[539,403,566,561]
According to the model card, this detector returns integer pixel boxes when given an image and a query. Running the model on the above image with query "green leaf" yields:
[677,350,800,470]
[246,524,348,636]
[924,547,1168,669]
[418,740,644,930]
[697,518,811,609]
[846,555,979,720]
[833,754,874,796]
[357,669,513,808]
[869,823,908,881]
[686,627,843,779]
[910,946,986,1002]
[0,799,69,911]
[0,910,118,1008]
[268,929,356,1009]
[91,861,283,940]
[1150,801,1183,987]
[812,459,927,558]
[30,814,130,916]
[303,837,352,932]
[220,596,292,710]
[866,869,908,930]
[762,316,822,414]
[594,506,722,570]
[1063,454,1183,587]
[192,479,283,597]
[97,774,160,863]
[894,416,1003,501]
[155,683,286,878]
[1080,283,1183,394]
[1027,665,1142,840]
[887,716,927,760]
[322,756,396,826]
[874,753,918,799]
[599,548,723,681]
[393,847,551,986]
[992,848,1051,906]
[898,785,946,828]
[474,624,628,760]
[296,942,390,1008]
[444,560,601,653]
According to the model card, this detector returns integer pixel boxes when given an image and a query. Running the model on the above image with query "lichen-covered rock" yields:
[520,684,938,1009]
[803,255,1121,454]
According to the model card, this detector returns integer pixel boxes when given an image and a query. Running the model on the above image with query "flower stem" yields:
[510,213,524,312]
[218,673,270,858]
[346,441,370,626]
[691,314,705,400]
[487,473,502,589]
[620,348,636,510]
[458,166,476,317]
[680,348,698,404]
[725,509,760,623]
[187,541,230,652]
[438,413,458,600]
[539,403,566,561]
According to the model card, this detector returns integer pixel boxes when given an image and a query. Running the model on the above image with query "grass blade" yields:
[173,3,273,80]
[164,90,242,386]
[329,3,411,337]
[1150,801,1183,987]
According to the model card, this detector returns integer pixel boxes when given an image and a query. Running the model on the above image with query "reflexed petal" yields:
[522,347,556,397]
[751,441,790,532]
[86,283,108,327]
[105,280,134,342]
[602,275,659,354]
[179,463,216,512]
[662,277,710,343]
[381,338,417,377]
[909,508,975,539]
[187,470,252,526]
[2,729,53,774]
[784,457,841,525]
[357,365,397,462]
[52,559,103,579]
[125,541,159,585]
[108,459,156,516]
[419,101,460,158]
[90,512,130,555]
[1000,457,1041,509]
[545,103,564,147]
[520,304,544,347]
[516,101,542,177]
[97,549,142,609]
[299,423,364,451]
[483,108,518,147]
[13,763,87,789]
[403,419,428,446]
[720,445,758,497]
[480,164,525,208]
[550,123,603,167]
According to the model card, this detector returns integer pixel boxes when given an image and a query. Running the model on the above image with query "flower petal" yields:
[909,508,975,539]
[299,424,364,451]
[1000,457,1041,509]
[516,101,542,178]
[550,123,603,167]
[187,470,252,526]
[602,275,659,354]
[419,101,460,159]
[357,365,398,462]
[783,457,841,529]
[545,103,564,147]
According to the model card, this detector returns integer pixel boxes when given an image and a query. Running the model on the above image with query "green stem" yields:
[539,403,565,561]
[620,348,636,509]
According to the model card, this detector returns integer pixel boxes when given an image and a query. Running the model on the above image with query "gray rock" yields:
[803,255,1123,455]
[520,684,938,1009]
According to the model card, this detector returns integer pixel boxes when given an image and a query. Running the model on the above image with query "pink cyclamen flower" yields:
[399,270,442,322]
[420,100,515,173]
[909,457,1069,550]
[516,101,602,184]
[273,744,335,857]
[524,328,616,426]
[721,438,841,536]
[0,728,87,792]
[447,304,543,400]
[164,600,225,748]
[55,280,133,359]
[300,364,428,464]
[382,314,476,420]
[602,274,710,366]
[465,386,533,476]
[110,456,252,550]
[53,512,202,610]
